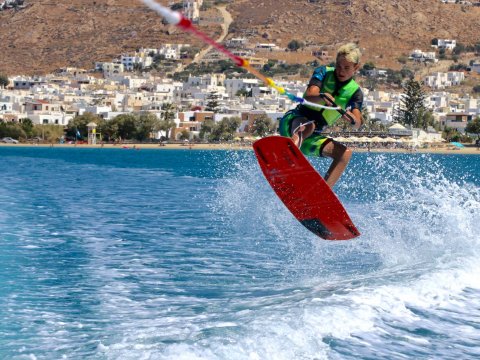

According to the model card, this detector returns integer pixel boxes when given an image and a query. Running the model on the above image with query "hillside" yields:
[0,0,222,75]
[228,0,480,68]
[1,0,480,76]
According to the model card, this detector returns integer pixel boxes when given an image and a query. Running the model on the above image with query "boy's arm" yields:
[346,108,362,129]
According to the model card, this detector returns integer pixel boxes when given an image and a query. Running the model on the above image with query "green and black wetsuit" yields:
[279,65,363,156]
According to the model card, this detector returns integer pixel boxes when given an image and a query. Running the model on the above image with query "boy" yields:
[279,43,363,188]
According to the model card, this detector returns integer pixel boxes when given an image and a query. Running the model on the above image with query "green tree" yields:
[362,62,376,71]
[364,76,378,91]
[416,107,435,131]
[438,48,446,60]
[210,116,241,141]
[181,46,200,60]
[475,42,480,54]
[466,117,480,139]
[205,92,221,113]
[158,103,177,140]
[0,73,8,88]
[132,63,143,73]
[0,122,26,139]
[394,79,426,128]
[453,43,466,55]
[33,124,64,142]
[136,113,160,141]
[235,88,250,97]
[386,69,403,86]
[179,129,190,141]
[66,113,103,139]
[98,119,119,142]
[199,118,216,140]
[400,67,414,80]
[114,114,137,140]
[287,40,304,52]
[360,107,372,131]
[442,126,457,142]
[250,115,274,137]
[397,55,408,64]
[20,118,34,138]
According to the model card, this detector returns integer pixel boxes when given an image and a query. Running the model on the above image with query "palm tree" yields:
[157,103,177,140]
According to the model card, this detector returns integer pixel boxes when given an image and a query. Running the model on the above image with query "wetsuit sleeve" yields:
[308,65,328,88]
[346,88,364,111]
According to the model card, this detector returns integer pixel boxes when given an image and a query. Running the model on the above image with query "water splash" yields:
[213,152,480,275]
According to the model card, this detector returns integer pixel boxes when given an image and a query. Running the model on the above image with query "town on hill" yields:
[0,0,479,146]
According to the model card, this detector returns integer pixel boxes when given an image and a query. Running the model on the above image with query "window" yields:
[43,119,48,124]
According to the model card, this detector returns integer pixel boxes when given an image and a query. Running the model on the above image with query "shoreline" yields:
[1,142,480,155]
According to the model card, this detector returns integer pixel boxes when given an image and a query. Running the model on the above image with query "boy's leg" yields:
[280,111,312,147]
[291,118,315,147]
[321,140,352,188]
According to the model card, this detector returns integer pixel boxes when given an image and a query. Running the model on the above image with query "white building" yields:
[185,74,225,90]
[365,69,388,77]
[226,38,248,48]
[471,62,480,74]
[95,62,125,76]
[412,127,443,143]
[28,112,71,126]
[435,39,457,50]
[423,72,465,89]
[224,78,259,98]
[120,54,153,71]
[388,123,413,136]
[410,49,438,63]
[183,0,203,22]
[442,113,474,132]
[255,43,280,51]
[0,100,13,112]
[426,93,449,109]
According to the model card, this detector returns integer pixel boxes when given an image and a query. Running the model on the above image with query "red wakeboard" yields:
[253,136,360,240]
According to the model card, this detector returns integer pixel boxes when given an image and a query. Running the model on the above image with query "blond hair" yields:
[336,43,361,64]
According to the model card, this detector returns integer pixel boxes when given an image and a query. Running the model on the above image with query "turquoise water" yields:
[0,147,479,359]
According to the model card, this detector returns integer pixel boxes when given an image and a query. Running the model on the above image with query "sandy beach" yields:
[1,142,480,154]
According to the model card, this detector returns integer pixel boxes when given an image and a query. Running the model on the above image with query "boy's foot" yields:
[292,125,305,148]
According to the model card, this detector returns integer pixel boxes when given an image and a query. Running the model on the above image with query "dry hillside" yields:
[0,0,222,75]
[228,0,480,68]
[1,0,480,76]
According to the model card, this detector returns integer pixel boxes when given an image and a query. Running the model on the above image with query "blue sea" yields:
[0,146,479,360]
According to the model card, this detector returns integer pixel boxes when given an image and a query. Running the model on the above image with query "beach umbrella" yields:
[370,136,384,142]
[450,141,464,148]
[384,137,397,142]
[337,136,354,143]
[358,136,371,142]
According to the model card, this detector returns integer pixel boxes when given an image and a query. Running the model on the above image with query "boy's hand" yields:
[320,93,335,106]
[342,111,356,123]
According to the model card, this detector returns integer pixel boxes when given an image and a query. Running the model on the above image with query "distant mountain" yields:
[1,0,479,76]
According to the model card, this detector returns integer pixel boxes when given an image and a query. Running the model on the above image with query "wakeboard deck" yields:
[253,136,360,240]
